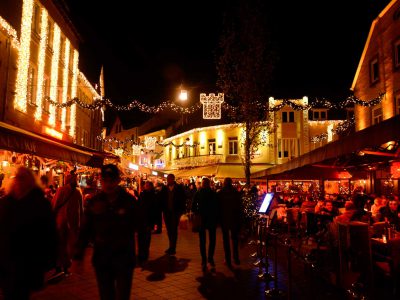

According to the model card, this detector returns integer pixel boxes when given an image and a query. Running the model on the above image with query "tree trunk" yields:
[245,121,251,185]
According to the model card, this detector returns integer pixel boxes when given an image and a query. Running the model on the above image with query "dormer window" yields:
[310,109,327,120]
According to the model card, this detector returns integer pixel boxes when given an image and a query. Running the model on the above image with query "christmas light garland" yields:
[42,93,385,115]
[310,116,355,143]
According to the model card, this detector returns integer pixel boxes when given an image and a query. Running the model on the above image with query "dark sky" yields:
[63,0,390,127]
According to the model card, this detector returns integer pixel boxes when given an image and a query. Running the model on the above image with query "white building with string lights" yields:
[0,0,106,187]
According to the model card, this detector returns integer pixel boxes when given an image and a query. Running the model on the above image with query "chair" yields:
[373,238,400,296]
[286,208,300,235]
[372,222,386,238]
[337,221,373,292]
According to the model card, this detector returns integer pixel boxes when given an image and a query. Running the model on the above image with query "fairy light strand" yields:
[61,38,70,131]
[34,8,48,121]
[69,49,79,137]
[48,24,61,126]
[14,0,34,112]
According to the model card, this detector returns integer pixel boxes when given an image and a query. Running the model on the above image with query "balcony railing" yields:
[169,154,223,169]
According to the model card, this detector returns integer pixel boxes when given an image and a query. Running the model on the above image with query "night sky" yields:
[63,0,390,127]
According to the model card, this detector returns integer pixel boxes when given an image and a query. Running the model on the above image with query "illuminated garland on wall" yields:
[0,15,20,49]
[70,50,79,138]
[48,24,61,126]
[61,39,70,131]
[42,92,385,115]
[310,116,355,143]
[14,0,34,113]
[34,8,48,121]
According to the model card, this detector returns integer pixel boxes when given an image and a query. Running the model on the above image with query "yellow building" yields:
[162,97,344,179]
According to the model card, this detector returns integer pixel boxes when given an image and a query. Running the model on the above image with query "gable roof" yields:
[351,0,398,91]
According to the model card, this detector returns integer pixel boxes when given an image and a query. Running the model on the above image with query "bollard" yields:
[265,231,285,298]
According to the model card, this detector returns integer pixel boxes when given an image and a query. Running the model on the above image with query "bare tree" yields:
[216,0,277,185]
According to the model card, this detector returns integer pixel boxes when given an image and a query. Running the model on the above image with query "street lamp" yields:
[178,88,188,126]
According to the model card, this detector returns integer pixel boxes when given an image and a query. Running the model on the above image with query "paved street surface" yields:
[2,223,349,300]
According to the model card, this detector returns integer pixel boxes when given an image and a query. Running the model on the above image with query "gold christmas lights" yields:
[0,15,20,49]
[144,136,157,150]
[79,72,101,100]
[61,39,70,131]
[34,8,48,121]
[48,24,61,126]
[15,0,34,113]
[200,93,224,119]
[69,49,79,138]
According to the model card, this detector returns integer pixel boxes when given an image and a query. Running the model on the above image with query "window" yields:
[370,57,379,83]
[208,138,216,155]
[27,66,36,104]
[47,20,53,48]
[282,111,288,123]
[372,106,383,124]
[193,142,198,156]
[289,111,294,122]
[278,138,298,159]
[394,39,400,69]
[32,4,40,34]
[168,147,172,162]
[313,111,319,120]
[82,130,88,146]
[282,111,294,123]
[321,111,326,120]
[228,137,238,155]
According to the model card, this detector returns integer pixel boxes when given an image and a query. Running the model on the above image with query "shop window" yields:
[228,137,238,155]
[370,57,379,84]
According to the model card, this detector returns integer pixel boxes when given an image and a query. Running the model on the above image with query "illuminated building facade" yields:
[352,0,400,131]
[0,0,102,150]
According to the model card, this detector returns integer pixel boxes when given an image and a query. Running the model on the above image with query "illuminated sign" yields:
[43,126,63,140]
[129,163,139,170]
[152,171,158,176]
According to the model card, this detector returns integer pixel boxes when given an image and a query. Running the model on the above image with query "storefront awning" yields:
[0,122,107,167]
[252,115,400,179]
[169,164,271,179]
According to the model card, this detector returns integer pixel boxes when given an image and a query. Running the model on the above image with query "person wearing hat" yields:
[50,171,83,277]
[74,164,137,300]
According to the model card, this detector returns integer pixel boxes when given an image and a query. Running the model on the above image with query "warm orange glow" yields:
[391,162,400,178]
[44,126,63,139]
[338,171,352,179]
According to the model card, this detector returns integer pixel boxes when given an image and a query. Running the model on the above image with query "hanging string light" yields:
[310,116,355,143]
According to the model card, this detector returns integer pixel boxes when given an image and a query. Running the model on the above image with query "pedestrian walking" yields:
[192,177,218,271]
[217,177,242,267]
[74,164,137,300]
[0,167,57,300]
[137,181,157,264]
[51,172,83,277]
[159,174,186,255]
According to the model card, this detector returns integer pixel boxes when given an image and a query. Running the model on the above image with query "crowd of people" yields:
[0,165,245,300]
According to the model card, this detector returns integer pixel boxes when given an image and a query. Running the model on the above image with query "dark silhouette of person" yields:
[159,174,186,255]
[74,164,137,300]
[0,167,57,300]
[137,181,157,264]
[153,182,164,234]
[217,177,242,267]
[192,177,218,270]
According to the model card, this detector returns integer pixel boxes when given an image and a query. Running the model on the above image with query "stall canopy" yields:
[169,164,270,179]
[0,122,110,167]
[252,115,400,179]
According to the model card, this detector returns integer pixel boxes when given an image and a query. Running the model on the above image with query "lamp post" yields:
[179,89,188,127]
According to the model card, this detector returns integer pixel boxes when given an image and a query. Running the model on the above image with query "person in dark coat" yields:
[137,181,157,263]
[159,174,186,255]
[74,164,137,300]
[217,177,242,267]
[0,167,57,300]
[192,177,218,270]
[153,182,164,234]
